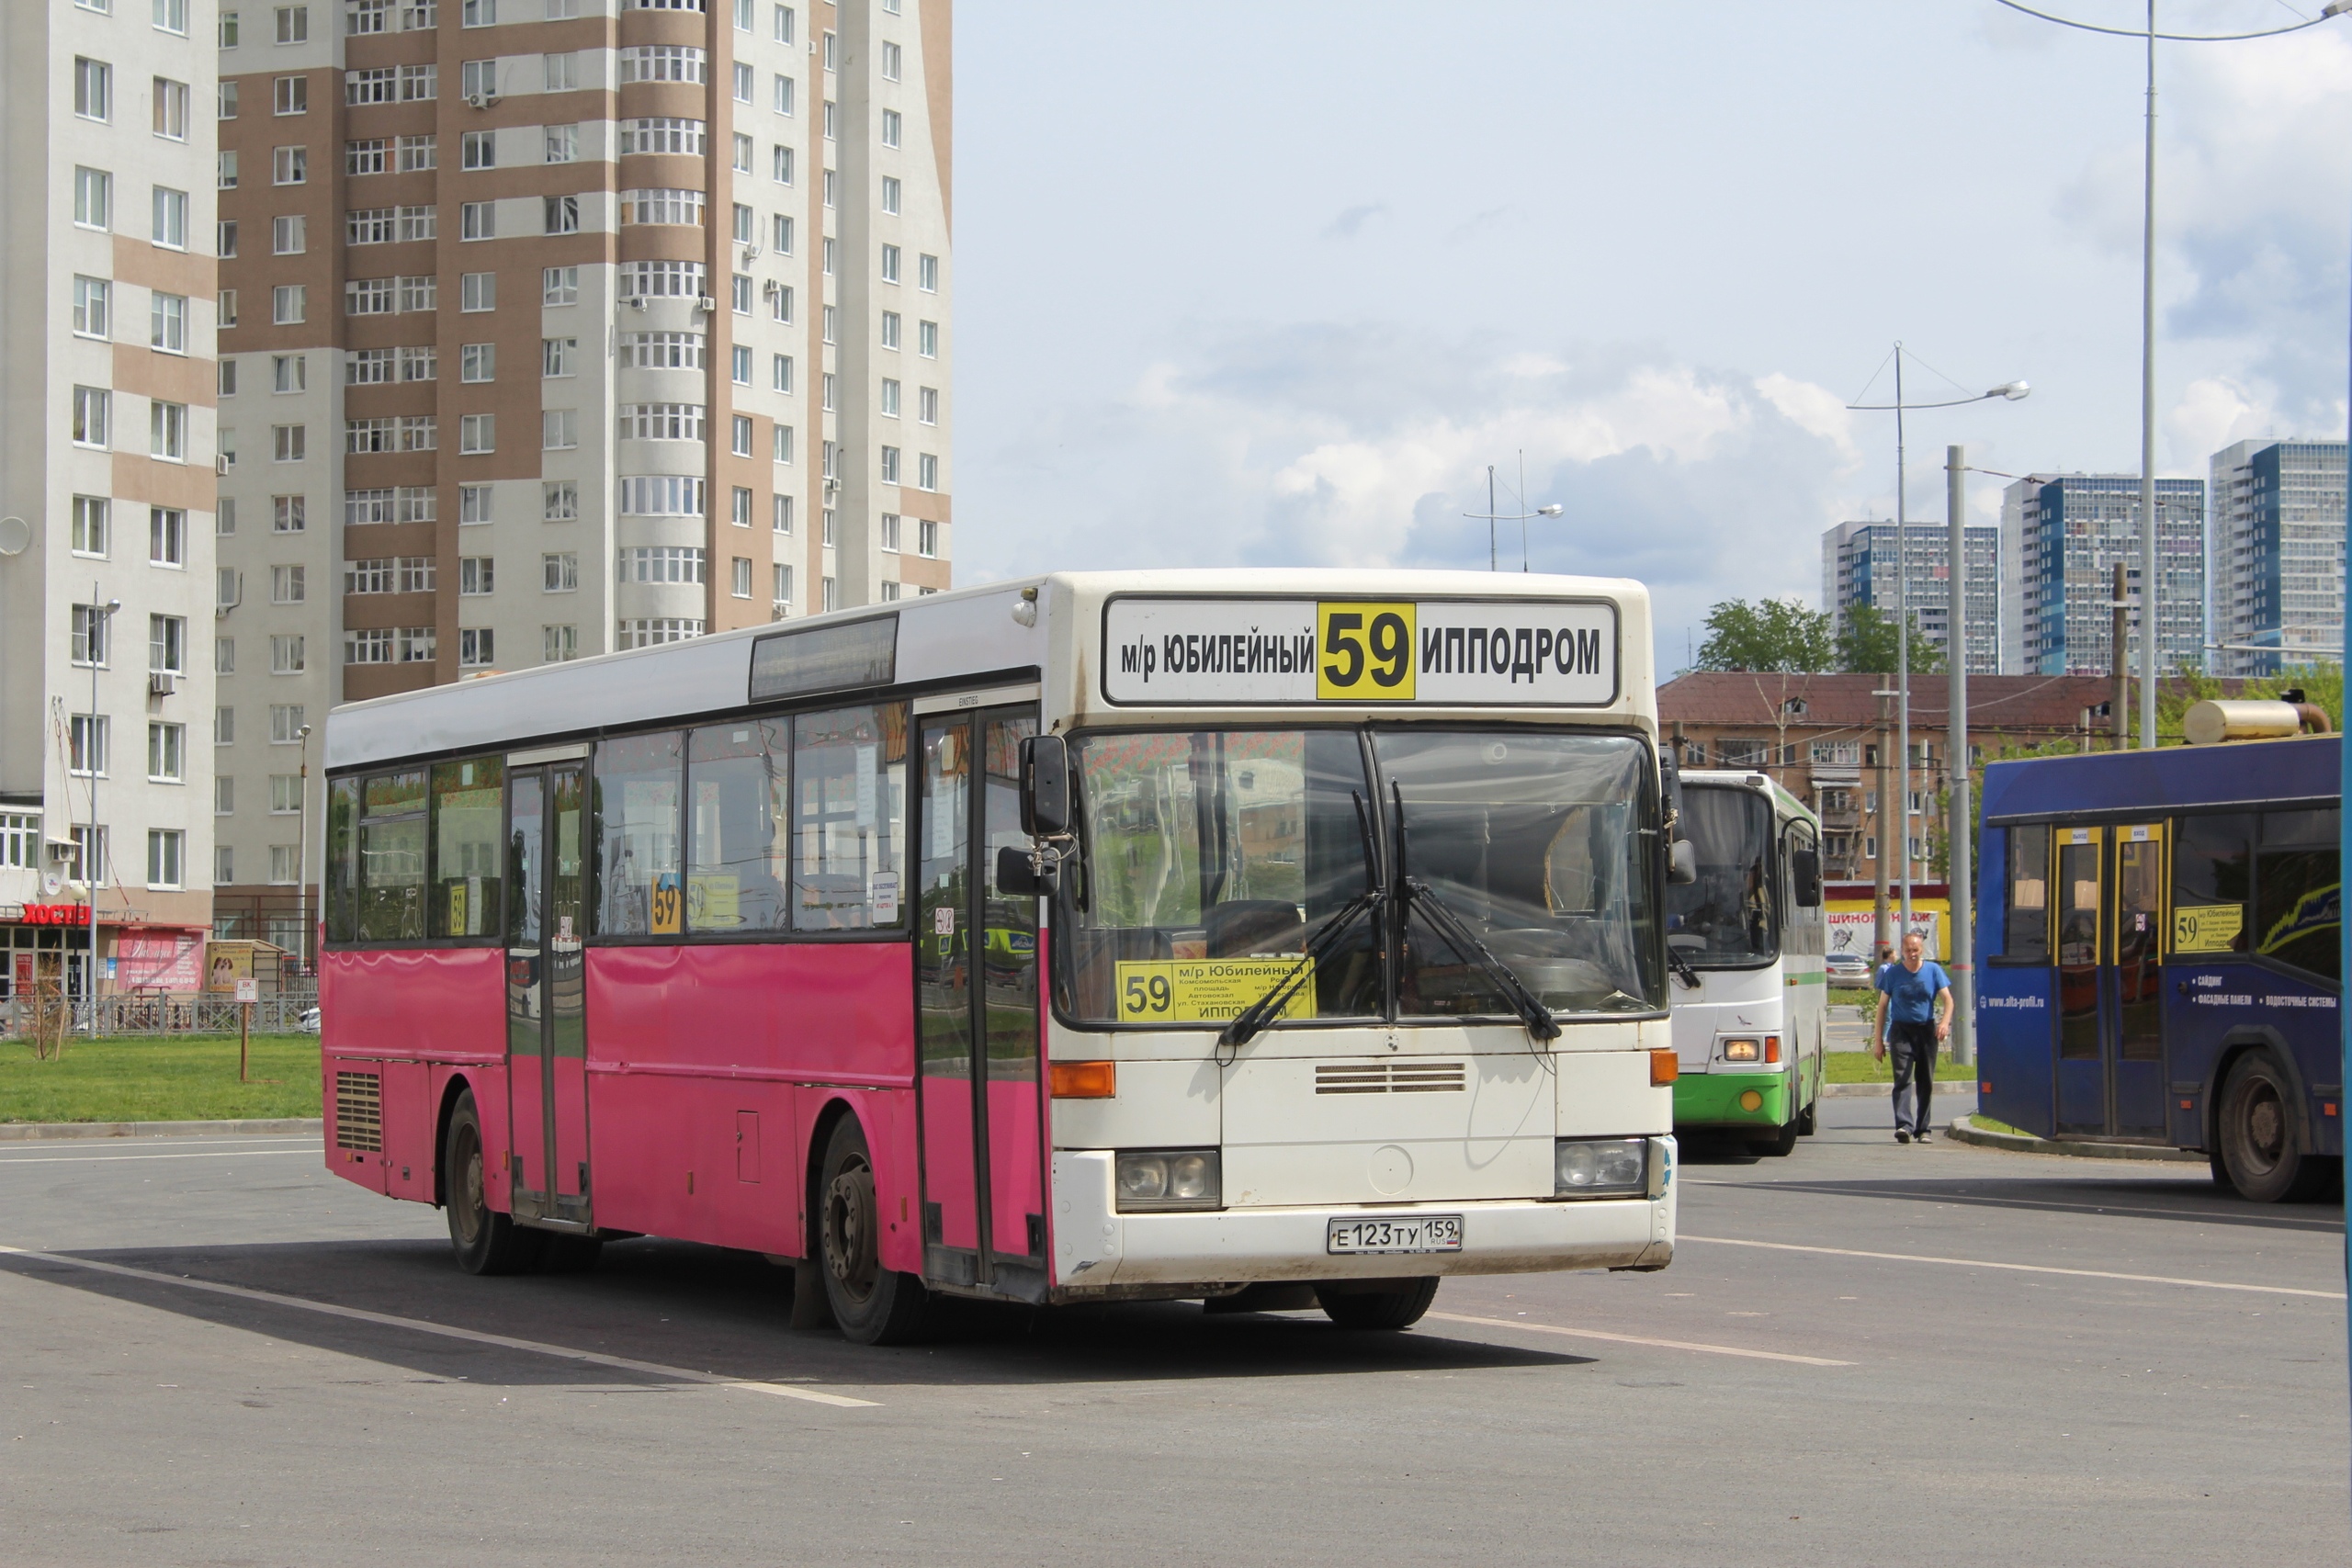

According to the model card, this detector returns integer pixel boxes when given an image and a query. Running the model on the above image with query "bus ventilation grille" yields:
[334,1071,383,1153]
[1316,1061,1467,1095]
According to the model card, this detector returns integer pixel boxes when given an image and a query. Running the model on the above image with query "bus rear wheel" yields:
[1316,1278,1440,1330]
[2219,1052,2332,1203]
[1752,1118,1800,1157]
[443,1089,545,1276]
[817,1116,930,1345]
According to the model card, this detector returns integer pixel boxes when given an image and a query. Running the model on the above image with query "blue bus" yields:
[1975,733,2341,1201]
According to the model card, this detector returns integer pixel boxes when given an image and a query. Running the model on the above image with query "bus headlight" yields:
[1721,1037,1760,1062]
[1115,1148,1222,1212]
[1555,1137,1648,1198]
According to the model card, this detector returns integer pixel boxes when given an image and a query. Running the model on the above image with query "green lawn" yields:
[0,1034,321,1124]
[1825,1050,1975,1086]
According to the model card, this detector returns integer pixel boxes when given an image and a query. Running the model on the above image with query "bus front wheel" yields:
[1752,1119,1800,1157]
[2219,1052,2332,1203]
[817,1116,930,1345]
[443,1089,546,1276]
[1316,1278,1440,1330]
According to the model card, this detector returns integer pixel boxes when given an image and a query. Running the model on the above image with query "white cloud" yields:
[2167,374,2269,465]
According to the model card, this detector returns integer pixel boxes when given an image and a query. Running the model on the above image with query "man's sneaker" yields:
[1914,1129,1933,1144]
[1894,1130,1911,1145]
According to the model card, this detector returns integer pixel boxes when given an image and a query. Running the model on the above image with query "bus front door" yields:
[2053,827,2105,1134]
[505,761,593,1230]
[916,705,1046,1301]
[2106,824,2167,1136]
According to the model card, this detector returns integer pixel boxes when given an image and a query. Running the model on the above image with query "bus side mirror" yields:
[1792,849,1822,908]
[1668,840,1697,886]
[996,843,1050,898]
[1020,734,1070,838]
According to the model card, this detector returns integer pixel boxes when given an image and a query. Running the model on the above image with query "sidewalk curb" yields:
[0,1117,322,1142]
[1944,1113,2201,1163]
[1820,1081,1973,1100]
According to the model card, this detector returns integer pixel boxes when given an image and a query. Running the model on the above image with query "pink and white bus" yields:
[320,570,1682,1342]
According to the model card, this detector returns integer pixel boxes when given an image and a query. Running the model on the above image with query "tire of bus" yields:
[1796,1097,1817,1137]
[443,1089,547,1276]
[817,1115,930,1345]
[1752,1118,1800,1157]
[1315,1278,1440,1331]
[2218,1051,2336,1204]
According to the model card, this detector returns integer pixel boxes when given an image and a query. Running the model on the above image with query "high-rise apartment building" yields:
[213,0,953,948]
[1818,518,1999,673]
[1999,473,2206,678]
[0,0,220,989]
[2208,438,2346,677]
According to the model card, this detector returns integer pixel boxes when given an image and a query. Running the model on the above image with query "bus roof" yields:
[323,568,1655,772]
[1677,768,1818,827]
[1980,735,2340,825]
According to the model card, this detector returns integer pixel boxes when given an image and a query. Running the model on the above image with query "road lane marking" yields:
[0,1244,878,1408]
[0,1135,320,1151]
[1679,1235,2346,1300]
[1426,1311,1855,1366]
[1683,1177,2343,1233]
[0,1149,320,1166]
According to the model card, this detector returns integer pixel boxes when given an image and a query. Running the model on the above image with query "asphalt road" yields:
[2,1099,2345,1566]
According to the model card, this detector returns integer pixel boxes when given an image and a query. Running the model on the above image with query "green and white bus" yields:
[1663,770,1827,1154]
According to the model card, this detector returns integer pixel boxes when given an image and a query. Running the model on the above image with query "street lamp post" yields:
[1994,0,2349,747]
[296,723,313,976]
[1848,355,2027,945]
[1462,463,1563,571]
[83,588,120,1034]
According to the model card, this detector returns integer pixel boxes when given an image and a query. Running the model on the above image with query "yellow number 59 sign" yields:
[1316,602,1417,702]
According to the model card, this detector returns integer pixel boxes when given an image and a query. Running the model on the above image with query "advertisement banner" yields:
[117,932,207,990]
[1826,909,1944,964]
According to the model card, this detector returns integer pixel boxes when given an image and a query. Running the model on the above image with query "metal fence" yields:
[5,991,318,1039]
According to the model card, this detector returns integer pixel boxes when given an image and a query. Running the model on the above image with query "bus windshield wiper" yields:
[1668,944,1702,991]
[1392,783,1563,1044]
[1217,793,1384,1055]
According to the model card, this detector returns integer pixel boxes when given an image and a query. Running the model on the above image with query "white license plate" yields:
[1326,1214,1464,1255]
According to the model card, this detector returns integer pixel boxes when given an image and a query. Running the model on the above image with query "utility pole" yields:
[2137,0,2160,750]
[1872,682,1894,963]
[1946,446,1973,1068]
[2111,562,2130,750]
[1893,351,1914,933]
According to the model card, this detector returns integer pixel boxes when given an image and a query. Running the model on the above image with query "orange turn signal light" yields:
[1050,1060,1116,1099]
[1764,1035,1781,1065]
[1649,1049,1679,1087]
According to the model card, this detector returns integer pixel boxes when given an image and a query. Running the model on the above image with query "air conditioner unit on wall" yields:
[694,295,717,314]
[148,671,178,698]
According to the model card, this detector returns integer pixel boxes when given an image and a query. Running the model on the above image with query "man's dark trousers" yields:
[1888,1020,1939,1136]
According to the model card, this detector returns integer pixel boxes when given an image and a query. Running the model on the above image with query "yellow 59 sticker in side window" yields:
[1100,596,1618,706]
[2173,903,2244,953]
[1114,957,1314,1025]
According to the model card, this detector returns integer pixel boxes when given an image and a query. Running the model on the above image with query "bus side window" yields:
[324,776,360,944]
[793,703,908,932]
[2254,807,2338,981]
[2171,812,2252,957]
[687,719,792,932]
[2006,824,2050,963]
[429,757,504,940]
[357,772,427,942]
[594,732,684,937]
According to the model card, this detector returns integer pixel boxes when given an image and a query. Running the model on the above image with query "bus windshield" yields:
[1051,727,1662,1026]
[1664,784,1776,967]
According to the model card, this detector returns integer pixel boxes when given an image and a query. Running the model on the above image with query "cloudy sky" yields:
[949,2,2351,669]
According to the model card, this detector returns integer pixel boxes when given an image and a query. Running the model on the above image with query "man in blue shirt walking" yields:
[1873,931,1952,1144]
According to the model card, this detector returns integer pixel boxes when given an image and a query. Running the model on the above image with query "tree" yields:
[1693,598,1833,672]
[1836,604,1942,674]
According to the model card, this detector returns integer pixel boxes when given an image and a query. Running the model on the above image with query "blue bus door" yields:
[2054,828,2105,1134]
[2106,824,2168,1136]
[2056,824,2169,1137]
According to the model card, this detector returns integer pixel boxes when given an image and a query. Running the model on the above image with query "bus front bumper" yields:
[1050,1149,1676,1288]
[1674,1069,1793,1128]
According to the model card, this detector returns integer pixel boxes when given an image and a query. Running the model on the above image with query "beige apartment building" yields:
[213,0,953,953]
[0,0,221,998]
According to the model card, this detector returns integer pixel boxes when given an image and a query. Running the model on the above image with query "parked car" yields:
[298,1006,321,1033]
[1825,952,1872,985]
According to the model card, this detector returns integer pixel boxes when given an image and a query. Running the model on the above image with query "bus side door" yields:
[2052,827,2104,1135]
[2108,823,2167,1136]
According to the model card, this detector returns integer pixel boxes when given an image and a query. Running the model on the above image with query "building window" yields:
[270,634,305,673]
[543,51,577,92]
[544,194,580,234]
[156,0,191,33]
[544,124,579,164]
[543,625,578,663]
[271,146,307,186]
[148,723,186,782]
[273,284,307,323]
[879,446,900,484]
[460,272,495,311]
[150,402,189,461]
[543,553,578,592]
[272,74,306,115]
[74,59,112,123]
[270,774,302,814]
[774,495,793,534]
[730,557,752,598]
[730,486,753,527]
[153,186,190,248]
[880,175,900,215]
[71,388,110,448]
[273,424,308,462]
[918,386,939,425]
[460,200,495,240]
[543,482,579,521]
[273,214,308,254]
[460,343,495,383]
[147,829,186,888]
[772,562,793,607]
[458,557,494,595]
[880,310,900,350]
[918,319,938,357]
[72,604,111,667]
[918,518,939,558]
[458,628,495,668]
[74,167,112,231]
[881,39,901,81]
[460,413,494,453]
[269,705,307,743]
[459,486,493,525]
[69,715,109,777]
[273,495,306,533]
[881,107,901,149]
[545,266,579,305]
[773,144,795,184]
[821,576,837,613]
[543,410,579,450]
[616,619,705,649]
[399,133,437,170]
[879,513,900,553]
[917,454,939,492]
[773,424,795,464]
[617,118,707,156]
[72,497,110,558]
[880,378,900,418]
[616,547,706,583]
[72,276,111,340]
[276,6,310,43]
[270,565,305,604]
[771,353,794,395]
[268,844,299,885]
[731,414,753,457]
[155,77,193,139]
